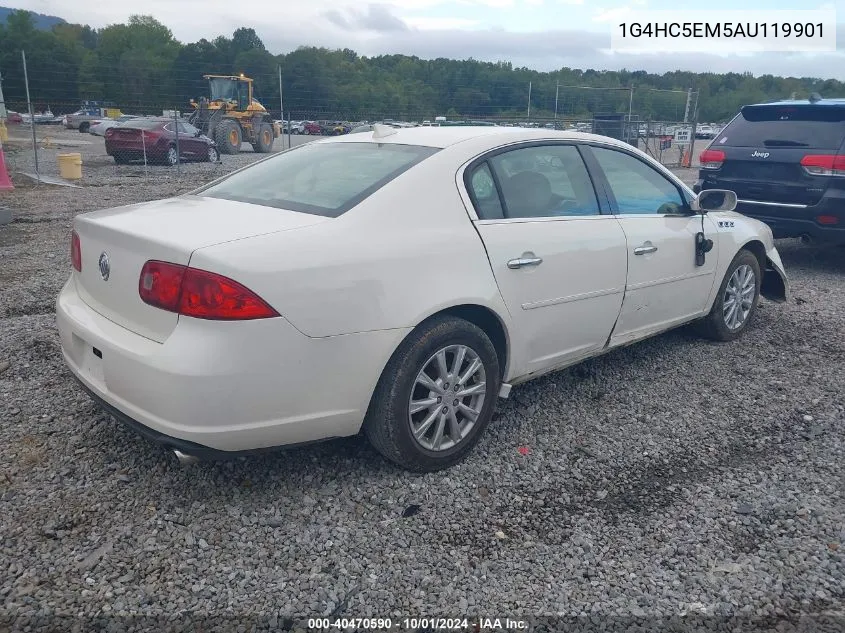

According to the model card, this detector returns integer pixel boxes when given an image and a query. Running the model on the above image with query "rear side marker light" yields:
[71,230,81,272]
[699,149,725,170]
[800,154,845,177]
[139,260,279,320]
[816,215,839,225]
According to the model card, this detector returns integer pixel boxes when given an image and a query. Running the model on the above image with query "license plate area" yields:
[75,334,105,386]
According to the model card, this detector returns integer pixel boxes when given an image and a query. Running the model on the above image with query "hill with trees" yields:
[0,6,64,30]
[0,9,843,122]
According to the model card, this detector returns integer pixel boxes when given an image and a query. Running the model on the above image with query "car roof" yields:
[314,125,635,150]
[749,98,845,108]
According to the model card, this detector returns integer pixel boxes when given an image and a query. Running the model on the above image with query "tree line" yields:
[1,9,843,122]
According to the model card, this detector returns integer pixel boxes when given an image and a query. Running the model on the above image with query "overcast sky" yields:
[6,0,845,79]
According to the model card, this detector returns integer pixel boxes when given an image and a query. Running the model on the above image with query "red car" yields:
[105,118,219,166]
[5,111,23,124]
[302,121,323,135]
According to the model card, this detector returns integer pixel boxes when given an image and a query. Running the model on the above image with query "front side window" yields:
[589,146,685,215]
[484,144,600,219]
[199,142,438,217]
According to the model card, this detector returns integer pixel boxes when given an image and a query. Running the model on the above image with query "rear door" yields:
[701,104,845,209]
[465,142,628,376]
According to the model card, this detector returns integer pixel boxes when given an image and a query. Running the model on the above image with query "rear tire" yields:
[79,122,90,133]
[363,316,501,472]
[696,249,761,342]
[252,123,274,153]
[214,119,242,154]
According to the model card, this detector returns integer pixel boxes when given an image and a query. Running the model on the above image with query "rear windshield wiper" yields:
[762,139,809,147]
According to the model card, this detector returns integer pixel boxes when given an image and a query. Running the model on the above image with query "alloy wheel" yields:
[723,264,755,330]
[408,344,487,452]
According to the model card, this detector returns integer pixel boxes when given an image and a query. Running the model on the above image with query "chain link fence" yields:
[1,54,707,190]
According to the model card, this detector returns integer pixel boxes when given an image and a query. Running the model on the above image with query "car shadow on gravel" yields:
[776,240,845,275]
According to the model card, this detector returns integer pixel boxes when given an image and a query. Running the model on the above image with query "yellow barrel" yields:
[57,153,83,180]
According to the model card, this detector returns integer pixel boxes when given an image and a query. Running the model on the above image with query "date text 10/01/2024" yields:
[307,617,529,630]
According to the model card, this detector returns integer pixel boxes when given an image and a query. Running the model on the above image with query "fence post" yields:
[21,50,39,183]
[0,66,7,120]
[527,81,532,122]
[173,108,180,174]
[687,91,699,168]
[141,130,148,177]
[278,66,286,150]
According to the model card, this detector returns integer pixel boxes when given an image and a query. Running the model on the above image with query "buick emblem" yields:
[98,252,110,281]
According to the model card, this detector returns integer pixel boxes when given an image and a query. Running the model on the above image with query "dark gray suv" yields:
[694,97,845,245]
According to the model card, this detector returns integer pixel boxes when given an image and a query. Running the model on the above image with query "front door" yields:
[177,122,202,159]
[584,144,719,346]
[465,143,628,377]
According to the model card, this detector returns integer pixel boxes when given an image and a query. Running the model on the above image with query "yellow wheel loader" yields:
[188,74,280,154]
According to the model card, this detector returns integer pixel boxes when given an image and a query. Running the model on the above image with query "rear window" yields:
[716,105,845,150]
[198,142,438,217]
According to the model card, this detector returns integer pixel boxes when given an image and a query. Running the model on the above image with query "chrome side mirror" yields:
[691,189,737,213]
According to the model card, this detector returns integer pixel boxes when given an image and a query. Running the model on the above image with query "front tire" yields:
[79,122,90,133]
[696,249,761,341]
[214,119,242,154]
[364,316,500,472]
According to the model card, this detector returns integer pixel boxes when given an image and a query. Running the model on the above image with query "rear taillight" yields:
[699,149,725,169]
[800,154,845,177]
[139,261,279,320]
[71,230,81,272]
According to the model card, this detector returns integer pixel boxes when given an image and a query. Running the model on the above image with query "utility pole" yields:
[527,81,532,122]
[554,80,559,122]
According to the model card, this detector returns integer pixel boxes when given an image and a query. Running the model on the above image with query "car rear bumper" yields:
[56,277,408,456]
[695,181,845,244]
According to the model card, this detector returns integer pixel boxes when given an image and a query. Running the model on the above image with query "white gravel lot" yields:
[0,128,843,632]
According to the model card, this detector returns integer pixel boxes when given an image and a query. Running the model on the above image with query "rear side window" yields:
[199,142,438,217]
[717,105,845,150]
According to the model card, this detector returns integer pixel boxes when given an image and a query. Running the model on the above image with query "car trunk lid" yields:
[72,196,329,343]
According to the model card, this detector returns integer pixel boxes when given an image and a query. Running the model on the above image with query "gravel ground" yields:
[1,130,843,632]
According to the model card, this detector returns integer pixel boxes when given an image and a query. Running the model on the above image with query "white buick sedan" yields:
[57,126,789,471]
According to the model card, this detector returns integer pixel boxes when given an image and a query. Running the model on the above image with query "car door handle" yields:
[634,244,658,255]
[507,256,543,269]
